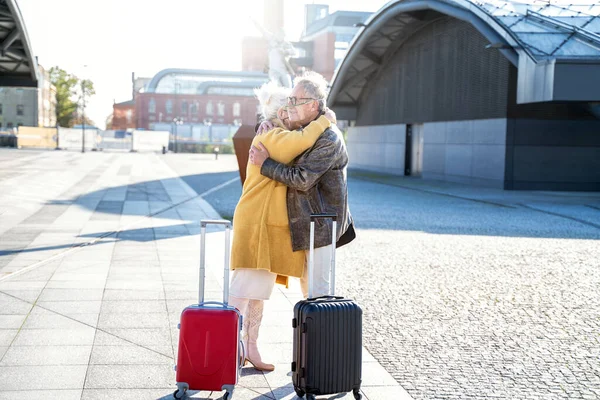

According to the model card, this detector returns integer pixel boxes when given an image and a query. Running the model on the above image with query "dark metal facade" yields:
[504,66,600,191]
[356,17,511,126]
[0,0,38,87]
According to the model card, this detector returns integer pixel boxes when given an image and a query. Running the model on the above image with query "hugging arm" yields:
[260,136,339,192]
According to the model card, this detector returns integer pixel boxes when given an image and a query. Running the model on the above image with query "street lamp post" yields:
[81,79,85,153]
[203,118,213,144]
[172,117,183,153]
[80,65,88,153]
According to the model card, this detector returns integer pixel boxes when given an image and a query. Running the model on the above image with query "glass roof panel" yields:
[583,17,600,33]
[515,32,571,55]
[541,5,582,17]
[569,5,600,15]
[472,1,600,60]
[551,16,597,28]
[508,19,558,33]
[495,16,523,27]
[553,37,600,57]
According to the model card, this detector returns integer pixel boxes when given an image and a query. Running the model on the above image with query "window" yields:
[17,105,24,116]
[7,122,13,129]
[0,104,3,115]
[206,101,213,116]
[0,122,3,128]
[233,102,241,117]
[165,99,173,114]
[217,102,225,117]
[190,102,198,115]
[126,110,133,124]
[148,98,156,113]
[181,100,188,115]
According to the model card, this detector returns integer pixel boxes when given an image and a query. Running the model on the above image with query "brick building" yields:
[111,69,268,135]
[134,69,268,132]
[111,99,135,130]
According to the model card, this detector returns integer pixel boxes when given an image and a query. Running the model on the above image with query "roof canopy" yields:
[328,0,600,117]
[0,0,38,87]
[145,69,269,95]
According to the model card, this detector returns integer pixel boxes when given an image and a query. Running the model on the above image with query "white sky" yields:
[17,0,388,128]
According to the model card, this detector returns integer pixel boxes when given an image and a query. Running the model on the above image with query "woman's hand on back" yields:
[256,120,276,135]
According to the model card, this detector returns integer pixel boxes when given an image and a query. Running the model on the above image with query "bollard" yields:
[213,146,219,160]
[162,146,166,154]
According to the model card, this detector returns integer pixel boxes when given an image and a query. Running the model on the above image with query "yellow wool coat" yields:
[231,115,331,287]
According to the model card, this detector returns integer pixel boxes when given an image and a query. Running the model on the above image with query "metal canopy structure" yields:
[145,69,269,95]
[328,0,600,118]
[0,0,38,87]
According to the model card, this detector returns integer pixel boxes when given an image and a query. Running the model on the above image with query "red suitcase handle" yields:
[199,219,232,305]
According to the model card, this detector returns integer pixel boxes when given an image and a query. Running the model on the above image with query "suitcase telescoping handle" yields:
[308,213,338,299]
[199,219,231,305]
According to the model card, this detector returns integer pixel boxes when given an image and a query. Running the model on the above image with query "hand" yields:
[249,142,270,167]
[257,120,275,135]
[324,107,337,124]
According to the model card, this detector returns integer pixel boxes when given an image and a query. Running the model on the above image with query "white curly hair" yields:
[254,81,291,121]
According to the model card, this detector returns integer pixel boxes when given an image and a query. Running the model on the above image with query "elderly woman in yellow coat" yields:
[228,82,335,371]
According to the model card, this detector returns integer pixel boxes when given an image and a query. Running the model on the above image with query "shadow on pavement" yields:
[8,168,596,262]
[0,224,199,257]
[44,171,239,213]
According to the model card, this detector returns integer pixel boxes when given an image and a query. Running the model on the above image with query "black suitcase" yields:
[292,213,363,400]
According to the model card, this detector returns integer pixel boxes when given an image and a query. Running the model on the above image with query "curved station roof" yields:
[0,0,38,87]
[145,68,269,96]
[329,0,600,117]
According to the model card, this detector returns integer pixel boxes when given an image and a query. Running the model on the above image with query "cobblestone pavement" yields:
[336,179,600,400]
[169,156,600,400]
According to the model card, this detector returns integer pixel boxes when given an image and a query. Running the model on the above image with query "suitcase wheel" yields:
[294,387,305,398]
[306,394,315,400]
[353,389,362,400]
[173,382,189,399]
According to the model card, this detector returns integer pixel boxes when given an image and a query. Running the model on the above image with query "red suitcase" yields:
[174,219,243,400]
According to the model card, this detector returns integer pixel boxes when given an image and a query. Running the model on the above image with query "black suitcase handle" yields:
[310,213,337,222]
[308,213,337,298]
[307,295,344,301]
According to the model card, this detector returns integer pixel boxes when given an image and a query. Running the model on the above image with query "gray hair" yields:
[293,71,329,111]
[254,81,291,121]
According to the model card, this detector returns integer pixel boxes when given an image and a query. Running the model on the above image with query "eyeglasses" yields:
[287,97,317,107]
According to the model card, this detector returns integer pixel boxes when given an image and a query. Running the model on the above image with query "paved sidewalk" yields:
[0,151,411,400]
